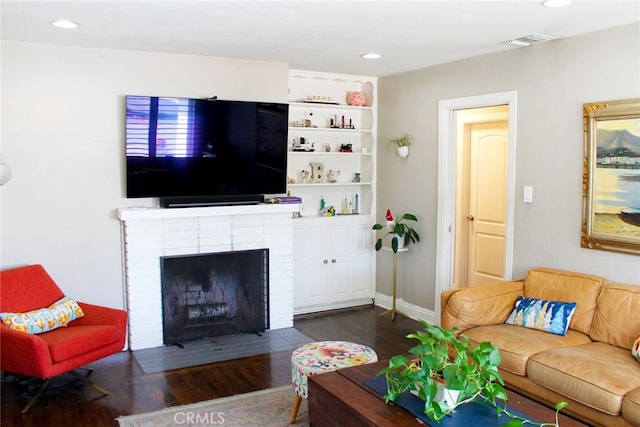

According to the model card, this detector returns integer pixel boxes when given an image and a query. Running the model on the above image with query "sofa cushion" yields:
[39,325,121,363]
[528,342,640,416]
[504,296,576,336]
[523,268,605,335]
[622,387,640,426]
[590,283,640,350]
[464,324,591,376]
[0,297,84,335]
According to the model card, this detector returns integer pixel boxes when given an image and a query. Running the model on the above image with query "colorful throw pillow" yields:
[0,297,84,334]
[505,296,577,336]
[633,334,640,362]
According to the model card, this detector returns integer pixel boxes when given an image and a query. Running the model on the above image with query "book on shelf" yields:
[266,196,302,204]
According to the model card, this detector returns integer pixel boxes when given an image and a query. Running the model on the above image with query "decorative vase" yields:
[397,146,409,157]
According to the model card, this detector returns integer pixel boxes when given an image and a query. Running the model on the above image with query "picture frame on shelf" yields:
[581,98,640,255]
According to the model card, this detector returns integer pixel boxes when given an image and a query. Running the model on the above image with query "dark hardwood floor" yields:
[1,305,424,427]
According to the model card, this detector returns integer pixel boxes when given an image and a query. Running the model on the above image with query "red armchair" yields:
[0,264,127,412]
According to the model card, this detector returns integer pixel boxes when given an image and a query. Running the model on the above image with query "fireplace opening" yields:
[161,249,269,346]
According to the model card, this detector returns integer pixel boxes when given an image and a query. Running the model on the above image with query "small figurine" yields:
[328,169,336,183]
[353,173,361,183]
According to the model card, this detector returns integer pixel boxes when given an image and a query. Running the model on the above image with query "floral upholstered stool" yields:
[289,340,378,423]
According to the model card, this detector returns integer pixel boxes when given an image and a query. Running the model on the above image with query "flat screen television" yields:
[125,96,289,207]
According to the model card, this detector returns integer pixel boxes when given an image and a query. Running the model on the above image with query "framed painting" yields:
[582,98,640,255]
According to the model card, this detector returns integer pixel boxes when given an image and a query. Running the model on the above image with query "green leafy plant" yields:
[390,132,414,147]
[372,212,420,253]
[377,320,567,426]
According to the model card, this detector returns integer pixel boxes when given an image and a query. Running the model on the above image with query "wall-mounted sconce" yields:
[0,159,12,185]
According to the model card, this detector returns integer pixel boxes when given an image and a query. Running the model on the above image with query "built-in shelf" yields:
[288,182,372,188]
[288,127,372,134]
[288,101,372,111]
[288,152,372,156]
[288,69,377,315]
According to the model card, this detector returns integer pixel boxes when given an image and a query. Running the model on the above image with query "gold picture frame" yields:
[582,98,640,255]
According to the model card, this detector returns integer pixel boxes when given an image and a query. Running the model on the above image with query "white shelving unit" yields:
[286,70,376,217]
[288,70,377,314]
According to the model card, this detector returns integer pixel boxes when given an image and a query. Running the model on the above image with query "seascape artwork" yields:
[592,117,640,239]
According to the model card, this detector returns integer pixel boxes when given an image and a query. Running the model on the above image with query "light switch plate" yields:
[523,185,533,203]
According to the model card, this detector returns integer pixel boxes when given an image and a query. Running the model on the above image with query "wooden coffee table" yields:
[308,360,587,426]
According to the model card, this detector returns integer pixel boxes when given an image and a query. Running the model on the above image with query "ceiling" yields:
[2,1,639,77]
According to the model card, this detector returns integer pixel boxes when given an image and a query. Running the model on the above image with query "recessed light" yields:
[361,52,382,60]
[50,19,80,29]
[541,0,573,7]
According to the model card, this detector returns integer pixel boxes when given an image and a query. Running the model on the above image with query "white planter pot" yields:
[411,381,460,408]
[393,234,405,249]
[435,382,460,408]
[397,145,409,157]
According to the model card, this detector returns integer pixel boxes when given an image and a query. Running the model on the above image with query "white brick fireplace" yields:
[117,204,296,350]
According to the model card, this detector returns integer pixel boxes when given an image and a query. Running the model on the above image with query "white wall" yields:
[1,42,289,309]
[377,23,640,311]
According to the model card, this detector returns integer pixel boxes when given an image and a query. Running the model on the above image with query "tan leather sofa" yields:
[441,267,640,427]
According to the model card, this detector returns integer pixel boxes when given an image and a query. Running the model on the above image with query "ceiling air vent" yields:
[502,33,557,47]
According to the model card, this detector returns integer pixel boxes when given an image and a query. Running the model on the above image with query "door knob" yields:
[467,214,475,221]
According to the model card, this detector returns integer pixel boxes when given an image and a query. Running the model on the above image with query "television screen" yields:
[125,96,289,206]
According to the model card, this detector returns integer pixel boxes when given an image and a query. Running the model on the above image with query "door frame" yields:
[435,91,517,322]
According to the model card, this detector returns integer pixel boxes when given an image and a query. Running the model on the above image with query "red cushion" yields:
[39,325,121,363]
[0,265,65,312]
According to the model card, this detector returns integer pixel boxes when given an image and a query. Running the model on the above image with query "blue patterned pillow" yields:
[505,296,577,336]
[0,297,84,335]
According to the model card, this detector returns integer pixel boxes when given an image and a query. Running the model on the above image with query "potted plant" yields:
[390,132,413,157]
[377,320,568,426]
[372,209,420,253]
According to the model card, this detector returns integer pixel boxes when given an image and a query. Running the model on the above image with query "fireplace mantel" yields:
[117,203,298,221]
[117,204,298,350]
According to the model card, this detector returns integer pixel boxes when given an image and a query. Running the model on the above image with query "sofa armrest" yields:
[441,280,524,332]
[73,302,127,330]
[0,326,53,377]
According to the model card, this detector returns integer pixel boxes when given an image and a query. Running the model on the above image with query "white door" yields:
[466,120,508,285]
[454,106,510,288]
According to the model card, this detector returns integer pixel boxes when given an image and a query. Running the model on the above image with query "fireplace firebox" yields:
[161,249,269,345]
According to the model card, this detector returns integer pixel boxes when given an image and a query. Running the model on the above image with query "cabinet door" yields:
[330,253,373,302]
[329,219,374,303]
[293,221,329,309]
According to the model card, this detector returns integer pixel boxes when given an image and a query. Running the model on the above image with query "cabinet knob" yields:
[331,258,337,263]
[323,259,328,264]
[466,214,475,221]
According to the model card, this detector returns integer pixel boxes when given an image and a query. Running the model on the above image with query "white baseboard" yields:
[374,292,438,325]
